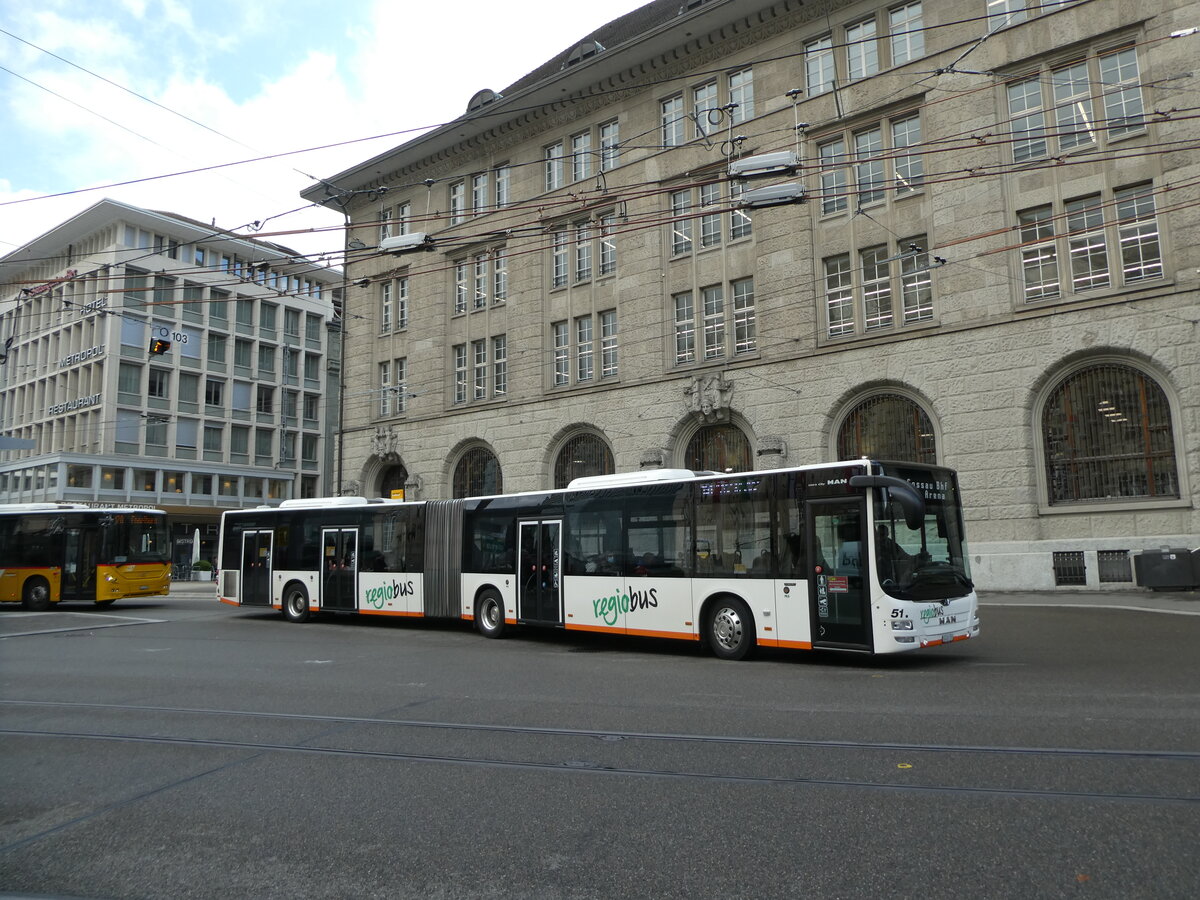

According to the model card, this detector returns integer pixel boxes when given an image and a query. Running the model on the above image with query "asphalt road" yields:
[1,591,1198,899]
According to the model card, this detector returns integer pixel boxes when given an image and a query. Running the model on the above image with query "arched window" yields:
[378,465,408,499]
[1042,363,1179,504]
[685,424,752,473]
[553,433,614,488]
[452,447,502,499]
[836,393,936,463]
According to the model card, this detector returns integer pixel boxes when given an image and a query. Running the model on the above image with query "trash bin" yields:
[1134,548,1198,591]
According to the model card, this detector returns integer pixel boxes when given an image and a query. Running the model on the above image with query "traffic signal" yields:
[149,338,171,356]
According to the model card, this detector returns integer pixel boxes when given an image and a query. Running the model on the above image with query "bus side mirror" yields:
[849,475,925,531]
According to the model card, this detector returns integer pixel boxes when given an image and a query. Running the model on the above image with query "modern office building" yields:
[0,199,342,564]
[302,0,1198,590]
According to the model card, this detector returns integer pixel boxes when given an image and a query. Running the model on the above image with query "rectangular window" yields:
[395,201,411,235]
[1052,60,1093,151]
[552,230,569,288]
[575,223,593,281]
[693,81,718,138]
[454,344,467,404]
[394,358,407,414]
[571,131,593,182]
[846,17,879,81]
[203,425,222,452]
[455,262,468,314]
[148,368,169,400]
[671,190,693,255]
[819,139,848,215]
[600,310,618,378]
[380,282,393,332]
[900,237,934,323]
[471,172,489,216]
[805,36,835,96]
[492,336,507,397]
[205,378,224,407]
[889,2,923,64]
[576,316,594,382]
[599,120,620,171]
[732,278,756,355]
[1019,205,1060,302]
[1008,76,1047,163]
[493,250,507,302]
[702,285,725,360]
[1100,47,1144,138]
[256,385,274,414]
[553,321,569,386]
[472,340,487,400]
[1065,194,1109,291]
[379,206,392,241]
[379,361,392,416]
[854,127,885,206]
[661,95,685,147]
[236,297,254,327]
[728,68,754,124]
[545,142,564,192]
[179,372,199,404]
[449,180,465,224]
[825,254,855,337]
[674,292,696,365]
[987,0,1027,30]
[700,182,722,248]
[396,276,409,327]
[284,308,300,338]
[861,246,894,330]
[474,254,489,309]
[494,165,511,208]
[729,182,752,240]
[891,115,923,193]
[118,361,142,395]
[599,214,617,275]
[1116,183,1162,282]
[258,345,276,377]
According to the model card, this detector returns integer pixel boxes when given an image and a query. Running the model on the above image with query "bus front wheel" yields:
[706,596,756,661]
[282,584,311,624]
[22,577,52,612]
[475,590,506,638]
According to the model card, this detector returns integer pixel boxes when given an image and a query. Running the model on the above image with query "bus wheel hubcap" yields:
[714,608,742,649]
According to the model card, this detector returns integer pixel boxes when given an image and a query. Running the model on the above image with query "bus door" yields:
[321,528,358,611]
[241,530,274,606]
[518,519,562,624]
[808,500,871,649]
[61,527,98,602]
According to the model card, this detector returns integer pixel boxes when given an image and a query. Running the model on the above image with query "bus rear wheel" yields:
[706,596,755,661]
[22,578,52,612]
[475,590,506,638]
[282,584,311,624]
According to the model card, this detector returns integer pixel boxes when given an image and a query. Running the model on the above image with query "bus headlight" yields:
[105,574,117,583]
[891,620,913,631]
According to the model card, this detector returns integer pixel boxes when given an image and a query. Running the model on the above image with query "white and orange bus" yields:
[0,503,171,610]
[217,460,978,658]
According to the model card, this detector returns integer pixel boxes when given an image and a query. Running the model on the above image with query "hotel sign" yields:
[58,344,106,368]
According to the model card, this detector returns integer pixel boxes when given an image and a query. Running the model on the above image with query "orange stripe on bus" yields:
[218,597,239,606]
[359,609,423,617]
[625,627,700,641]
[564,623,624,636]
[758,639,813,650]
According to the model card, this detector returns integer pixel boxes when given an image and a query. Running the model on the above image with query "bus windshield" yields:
[106,513,172,564]
[872,464,973,602]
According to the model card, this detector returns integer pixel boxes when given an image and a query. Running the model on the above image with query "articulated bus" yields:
[217,460,978,658]
[0,503,172,610]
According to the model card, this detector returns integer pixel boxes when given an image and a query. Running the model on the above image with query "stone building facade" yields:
[303,0,1198,590]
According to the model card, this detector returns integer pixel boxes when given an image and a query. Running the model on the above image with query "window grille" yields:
[1053,550,1086,586]
[554,434,615,488]
[686,425,752,474]
[837,393,936,463]
[1098,550,1133,583]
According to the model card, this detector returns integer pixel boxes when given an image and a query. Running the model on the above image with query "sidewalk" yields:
[979,588,1200,615]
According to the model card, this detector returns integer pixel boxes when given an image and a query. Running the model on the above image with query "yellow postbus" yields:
[0,503,171,610]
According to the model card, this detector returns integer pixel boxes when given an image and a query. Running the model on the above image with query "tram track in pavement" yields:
[2,698,1197,806]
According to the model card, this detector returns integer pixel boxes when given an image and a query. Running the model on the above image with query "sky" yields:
[0,0,651,266]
